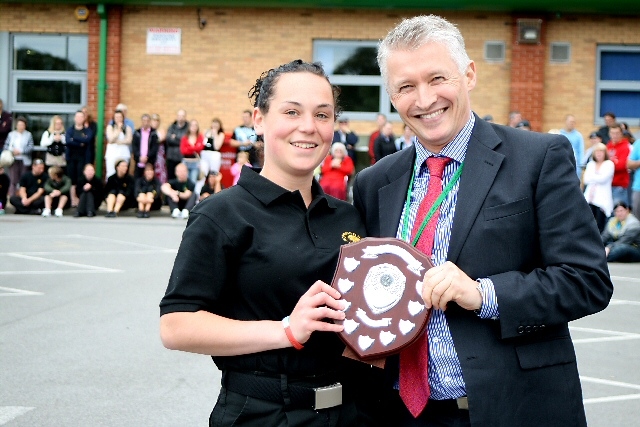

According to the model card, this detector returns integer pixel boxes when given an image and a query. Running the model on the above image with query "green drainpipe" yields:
[95,4,108,179]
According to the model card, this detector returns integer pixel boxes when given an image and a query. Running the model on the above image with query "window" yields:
[595,46,640,125]
[484,41,505,62]
[313,40,399,121]
[9,34,88,114]
[550,43,570,63]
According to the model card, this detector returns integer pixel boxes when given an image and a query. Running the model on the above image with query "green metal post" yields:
[95,4,108,179]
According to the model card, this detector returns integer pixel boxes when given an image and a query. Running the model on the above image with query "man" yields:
[368,113,387,164]
[333,117,359,165]
[514,119,530,131]
[161,162,195,219]
[627,133,640,215]
[9,158,46,214]
[0,98,12,151]
[597,112,616,144]
[373,121,397,162]
[353,15,612,426]
[559,114,584,178]
[606,123,631,205]
[230,110,259,166]
[165,109,188,180]
[507,111,522,128]
[66,110,94,207]
[602,202,640,262]
[131,114,159,178]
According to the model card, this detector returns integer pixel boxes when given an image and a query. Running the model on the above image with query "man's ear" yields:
[466,61,477,91]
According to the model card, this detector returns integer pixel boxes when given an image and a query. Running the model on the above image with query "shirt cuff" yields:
[476,278,499,320]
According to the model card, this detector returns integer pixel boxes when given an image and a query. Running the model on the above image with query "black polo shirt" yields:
[19,172,46,197]
[160,167,366,376]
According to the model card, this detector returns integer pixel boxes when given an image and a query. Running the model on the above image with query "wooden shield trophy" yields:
[331,237,434,363]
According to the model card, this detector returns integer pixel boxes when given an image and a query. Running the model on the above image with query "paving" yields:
[0,213,639,426]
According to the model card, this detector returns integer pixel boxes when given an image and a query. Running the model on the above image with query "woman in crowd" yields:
[104,159,134,218]
[602,201,640,262]
[180,119,205,184]
[105,110,133,178]
[160,60,381,426]
[74,163,103,218]
[40,115,67,169]
[42,166,71,217]
[151,113,167,184]
[135,163,162,218]
[5,116,34,197]
[201,117,225,176]
[583,142,614,232]
[319,142,354,200]
[82,106,98,165]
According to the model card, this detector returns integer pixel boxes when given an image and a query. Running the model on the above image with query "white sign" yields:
[146,28,181,55]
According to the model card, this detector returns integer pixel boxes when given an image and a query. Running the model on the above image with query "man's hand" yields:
[421,261,482,311]
[22,197,30,206]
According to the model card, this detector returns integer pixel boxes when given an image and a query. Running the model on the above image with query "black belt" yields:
[222,370,343,410]
[427,397,469,414]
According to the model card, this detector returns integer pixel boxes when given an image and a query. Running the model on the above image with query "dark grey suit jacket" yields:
[352,114,613,427]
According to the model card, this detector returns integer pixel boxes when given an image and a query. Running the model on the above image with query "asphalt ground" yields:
[1,212,639,426]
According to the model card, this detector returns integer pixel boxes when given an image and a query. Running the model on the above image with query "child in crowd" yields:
[135,163,162,218]
[42,166,71,217]
[230,150,251,186]
[0,165,9,214]
[75,163,103,218]
[199,170,223,202]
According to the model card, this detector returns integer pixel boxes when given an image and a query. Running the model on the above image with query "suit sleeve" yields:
[490,137,613,340]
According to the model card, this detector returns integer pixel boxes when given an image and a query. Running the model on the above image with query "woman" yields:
[583,142,614,232]
[134,163,161,218]
[201,117,225,176]
[105,110,133,178]
[104,159,134,217]
[180,119,205,184]
[160,60,382,427]
[82,106,98,165]
[5,116,34,197]
[40,115,67,169]
[199,170,223,202]
[150,113,167,184]
[319,142,354,200]
[74,163,103,218]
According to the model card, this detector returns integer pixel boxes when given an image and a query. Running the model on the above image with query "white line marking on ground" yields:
[0,406,34,425]
[580,376,640,391]
[2,249,177,256]
[571,326,640,343]
[6,253,121,272]
[611,275,640,284]
[584,394,640,404]
[0,286,43,296]
[0,234,172,252]
[609,299,640,306]
[0,270,120,276]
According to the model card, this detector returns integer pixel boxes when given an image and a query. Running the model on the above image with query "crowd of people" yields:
[0,102,264,218]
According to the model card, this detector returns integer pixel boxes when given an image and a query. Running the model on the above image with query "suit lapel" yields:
[378,148,415,237]
[447,117,505,263]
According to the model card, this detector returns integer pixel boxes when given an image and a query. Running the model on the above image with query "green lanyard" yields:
[401,160,465,246]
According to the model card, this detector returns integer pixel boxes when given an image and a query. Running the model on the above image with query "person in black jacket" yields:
[132,114,160,178]
[165,109,188,180]
[373,121,397,162]
[135,163,162,218]
[104,159,134,218]
[74,163,103,218]
[66,110,94,207]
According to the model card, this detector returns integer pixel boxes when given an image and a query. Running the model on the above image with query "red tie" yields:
[399,156,451,418]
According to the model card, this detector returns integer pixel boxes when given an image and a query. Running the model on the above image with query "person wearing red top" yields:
[319,142,354,200]
[606,123,632,205]
[180,119,205,183]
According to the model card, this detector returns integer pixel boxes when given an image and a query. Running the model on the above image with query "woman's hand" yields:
[288,280,345,345]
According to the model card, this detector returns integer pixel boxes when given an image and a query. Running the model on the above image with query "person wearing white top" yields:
[583,142,614,232]
[105,110,133,178]
[40,115,67,167]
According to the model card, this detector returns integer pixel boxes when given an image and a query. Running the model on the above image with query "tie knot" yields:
[426,156,451,178]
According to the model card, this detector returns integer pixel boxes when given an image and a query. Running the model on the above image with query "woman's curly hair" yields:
[248,59,342,120]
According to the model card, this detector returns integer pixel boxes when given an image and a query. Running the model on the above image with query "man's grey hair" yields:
[377,15,471,90]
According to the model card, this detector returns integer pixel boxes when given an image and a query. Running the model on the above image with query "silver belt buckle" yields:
[313,382,342,410]
[456,397,469,410]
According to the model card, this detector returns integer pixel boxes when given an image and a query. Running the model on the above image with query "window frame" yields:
[595,45,640,126]
[313,39,400,122]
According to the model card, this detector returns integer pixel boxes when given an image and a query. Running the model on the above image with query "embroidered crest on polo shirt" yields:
[341,232,361,243]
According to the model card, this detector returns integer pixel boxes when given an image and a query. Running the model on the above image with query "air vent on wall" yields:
[550,43,571,63]
[484,41,505,62]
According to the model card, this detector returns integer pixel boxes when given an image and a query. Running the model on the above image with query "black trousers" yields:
[10,195,45,214]
[77,191,101,215]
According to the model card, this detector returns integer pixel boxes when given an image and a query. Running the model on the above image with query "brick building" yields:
[1,1,639,171]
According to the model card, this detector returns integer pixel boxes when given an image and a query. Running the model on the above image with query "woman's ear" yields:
[253,108,264,136]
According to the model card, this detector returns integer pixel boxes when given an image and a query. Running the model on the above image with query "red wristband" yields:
[282,316,304,350]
